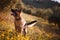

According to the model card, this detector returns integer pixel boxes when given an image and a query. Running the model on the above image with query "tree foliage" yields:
[0,0,16,12]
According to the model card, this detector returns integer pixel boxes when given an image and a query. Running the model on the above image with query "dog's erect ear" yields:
[11,9,15,12]
[11,9,16,16]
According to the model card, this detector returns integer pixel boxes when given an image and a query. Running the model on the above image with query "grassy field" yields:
[0,0,60,40]
[0,11,60,40]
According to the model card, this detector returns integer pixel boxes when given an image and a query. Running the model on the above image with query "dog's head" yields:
[11,8,22,17]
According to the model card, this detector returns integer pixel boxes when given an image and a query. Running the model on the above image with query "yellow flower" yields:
[11,37,14,40]
[1,34,5,37]
[6,37,10,40]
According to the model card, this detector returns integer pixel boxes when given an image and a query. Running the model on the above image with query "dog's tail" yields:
[25,20,37,27]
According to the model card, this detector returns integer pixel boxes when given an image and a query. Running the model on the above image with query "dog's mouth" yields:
[11,13,17,16]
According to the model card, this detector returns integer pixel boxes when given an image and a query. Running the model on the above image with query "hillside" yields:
[22,0,60,8]
[0,0,60,40]
[0,11,60,40]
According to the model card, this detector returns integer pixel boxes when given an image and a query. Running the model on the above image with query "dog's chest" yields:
[14,18,26,27]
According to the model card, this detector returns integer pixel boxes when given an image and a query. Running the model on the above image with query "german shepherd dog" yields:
[11,8,37,36]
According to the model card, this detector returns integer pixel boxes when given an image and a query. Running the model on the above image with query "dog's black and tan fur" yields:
[11,8,37,36]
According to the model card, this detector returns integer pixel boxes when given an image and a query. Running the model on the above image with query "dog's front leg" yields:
[21,27,27,36]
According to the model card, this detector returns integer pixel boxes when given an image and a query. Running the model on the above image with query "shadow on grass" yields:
[36,22,60,35]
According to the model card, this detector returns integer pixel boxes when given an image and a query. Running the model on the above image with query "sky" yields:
[52,0,60,3]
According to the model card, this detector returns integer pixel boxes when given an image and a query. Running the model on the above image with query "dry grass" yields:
[0,12,60,40]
